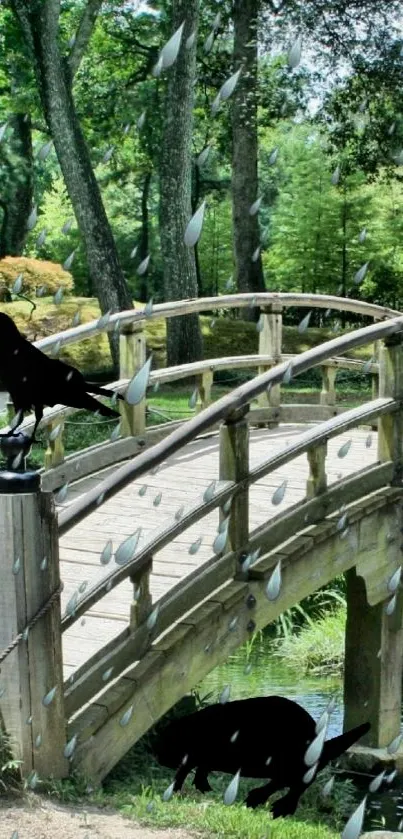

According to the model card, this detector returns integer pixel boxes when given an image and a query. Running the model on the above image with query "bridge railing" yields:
[2,292,386,480]
[1,298,403,782]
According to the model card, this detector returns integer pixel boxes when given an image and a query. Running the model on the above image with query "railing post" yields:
[196,369,213,413]
[306,442,327,498]
[0,434,68,780]
[219,405,249,571]
[320,364,337,406]
[129,558,153,629]
[44,419,65,469]
[257,304,282,420]
[377,331,403,480]
[119,322,146,437]
[343,331,403,748]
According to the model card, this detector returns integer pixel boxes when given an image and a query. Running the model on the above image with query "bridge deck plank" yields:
[59,423,378,679]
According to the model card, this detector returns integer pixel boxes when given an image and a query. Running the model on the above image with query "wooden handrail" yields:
[31,293,400,354]
[60,395,396,630]
[58,315,403,536]
[0,352,378,439]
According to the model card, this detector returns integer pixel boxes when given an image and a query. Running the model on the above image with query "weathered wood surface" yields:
[59,422,380,683]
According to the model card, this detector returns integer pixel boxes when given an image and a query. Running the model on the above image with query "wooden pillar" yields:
[344,569,403,748]
[44,419,65,469]
[377,332,403,480]
[219,405,249,569]
[0,486,68,779]
[119,322,146,437]
[344,333,403,747]
[257,304,282,418]
[129,558,153,629]
[306,442,327,498]
[196,369,213,413]
[320,365,337,406]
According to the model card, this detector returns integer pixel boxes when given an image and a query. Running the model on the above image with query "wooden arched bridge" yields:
[1,292,403,786]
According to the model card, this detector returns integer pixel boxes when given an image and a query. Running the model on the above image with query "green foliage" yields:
[0,255,74,299]
[273,607,346,676]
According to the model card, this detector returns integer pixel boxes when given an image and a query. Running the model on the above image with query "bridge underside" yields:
[67,483,403,785]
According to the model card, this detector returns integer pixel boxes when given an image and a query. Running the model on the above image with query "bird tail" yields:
[318,722,370,770]
[84,382,124,402]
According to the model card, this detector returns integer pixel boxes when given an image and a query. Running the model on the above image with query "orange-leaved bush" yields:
[0,256,74,300]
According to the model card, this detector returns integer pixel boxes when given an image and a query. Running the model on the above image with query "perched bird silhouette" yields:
[0,312,123,441]
[154,694,370,818]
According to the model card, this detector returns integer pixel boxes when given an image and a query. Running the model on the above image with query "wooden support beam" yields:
[219,406,249,565]
[44,419,65,470]
[0,489,68,780]
[119,322,146,437]
[320,365,337,407]
[257,304,282,417]
[344,567,403,748]
[378,332,403,481]
[196,369,213,413]
[129,557,153,629]
[306,442,327,498]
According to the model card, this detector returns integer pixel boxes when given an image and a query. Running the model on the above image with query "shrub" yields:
[0,256,74,300]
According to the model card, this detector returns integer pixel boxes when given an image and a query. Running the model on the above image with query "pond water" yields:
[199,633,403,833]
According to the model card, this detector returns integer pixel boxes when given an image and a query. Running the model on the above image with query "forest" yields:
[1,0,403,366]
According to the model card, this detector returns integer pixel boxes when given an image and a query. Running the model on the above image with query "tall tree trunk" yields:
[341,188,348,328]
[232,0,265,321]
[11,0,132,369]
[138,170,152,302]
[0,113,33,258]
[159,0,203,366]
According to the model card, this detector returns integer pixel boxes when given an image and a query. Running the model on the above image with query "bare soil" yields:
[0,796,203,839]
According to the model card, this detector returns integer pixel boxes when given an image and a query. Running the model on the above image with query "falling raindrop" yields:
[55,483,69,504]
[36,228,48,248]
[0,122,7,142]
[185,31,196,49]
[302,763,317,784]
[175,505,185,521]
[387,732,403,754]
[12,557,21,575]
[268,147,278,165]
[354,262,369,285]
[211,92,221,116]
[184,201,206,247]
[341,795,367,839]
[161,21,185,68]
[189,388,198,409]
[12,274,23,295]
[220,685,231,704]
[153,492,162,507]
[337,439,352,458]
[137,111,146,131]
[119,705,134,727]
[204,30,215,53]
[102,667,114,682]
[249,197,262,216]
[230,730,239,743]
[365,434,372,448]
[115,529,142,566]
[54,287,64,305]
[388,566,401,593]
[42,686,57,707]
[146,604,160,631]
[203,481,216,503]
[223,769,241,805]
[385,594,397,616]
[64,734,77,759]
[189,537,202,554]
[331,166,341,186]
[265,560,282,601]
[304,726,327,767]
[196,146,211,167]
[251,246,261,262]
[40,556,47,571]
[137,254,150,276]
[110,422,121,442]
[102,146,114,164]
[256,315,264,332]
[213,519,229,555]
[219,68,242,101]
[144,298,153,318]
[368,769,386,793]
[139,485,148,497]
[27,205,38,230]
[272,480,287,505]
[288,35,302,69]
[61,218,74,235]
[283,362,292,384]
[163,781,175,802]
[298,311,312,333]
[126,356,152,405]
[358,228,367,243]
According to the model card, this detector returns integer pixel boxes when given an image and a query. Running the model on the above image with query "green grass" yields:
[44,733,357,839]
[273,608,346,676]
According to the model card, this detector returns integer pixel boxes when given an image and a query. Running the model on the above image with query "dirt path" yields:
[0,797,203,839]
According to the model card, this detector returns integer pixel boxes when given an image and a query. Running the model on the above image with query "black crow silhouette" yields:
[154,694,370,818]
[0,312,123,441]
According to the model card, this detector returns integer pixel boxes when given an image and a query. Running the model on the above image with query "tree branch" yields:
[67,0,104,80]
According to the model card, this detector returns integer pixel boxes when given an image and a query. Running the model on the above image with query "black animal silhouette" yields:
[154,695,370,818]
[0,312,123,441]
